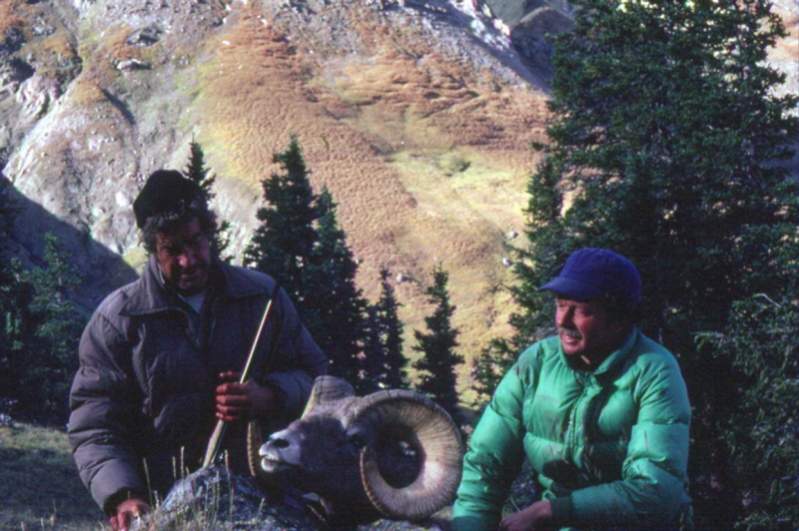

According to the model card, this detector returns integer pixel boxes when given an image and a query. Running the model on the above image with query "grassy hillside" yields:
[0,423,103,530]
[181,4,548,396]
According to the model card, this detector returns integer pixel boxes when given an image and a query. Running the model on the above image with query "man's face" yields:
[555,297,626,362]
[154,217,212,295]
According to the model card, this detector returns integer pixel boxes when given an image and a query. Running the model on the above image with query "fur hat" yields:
[133,170,204,229]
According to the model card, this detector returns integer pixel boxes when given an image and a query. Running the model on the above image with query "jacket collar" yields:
[591,327,638,378]
[559,327,639,381]
[121,255,265,316]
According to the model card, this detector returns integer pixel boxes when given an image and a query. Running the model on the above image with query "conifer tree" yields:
[0,181,85,423]
[243,139,371,389]
[362,304,386,393]
[698,294,799,528]
[184,141,217,204]
[0,176,24,418]
[243,136,318,304]
[378,268,407,389]
[184,141,231,260]
[363,268,408,390]
[413,265,462,421]
[474,1,798,527]
[19,234,84,422]
[472,158,565,404]
[303,187,366,388]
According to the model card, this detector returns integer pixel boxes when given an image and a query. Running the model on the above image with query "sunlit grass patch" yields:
[388,148,527,230]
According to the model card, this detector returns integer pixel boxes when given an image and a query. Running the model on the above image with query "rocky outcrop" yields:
[510,6,573,77]
[138,465,446,530]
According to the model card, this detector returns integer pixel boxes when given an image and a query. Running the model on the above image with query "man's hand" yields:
[214,371,278,422]
[499,500,553,531]
[109,497,149,531]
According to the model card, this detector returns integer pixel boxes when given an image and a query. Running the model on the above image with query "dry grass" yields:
[35,31,80,76]
[180,3,549,396]
[0,0,25,37]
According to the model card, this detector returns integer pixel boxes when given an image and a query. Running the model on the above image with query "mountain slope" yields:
[2,0,795,397]
[2,1,548,393]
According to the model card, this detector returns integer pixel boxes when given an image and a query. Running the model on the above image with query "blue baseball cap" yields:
[540,248,641,305]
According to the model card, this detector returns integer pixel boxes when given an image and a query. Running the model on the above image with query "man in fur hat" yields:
[68,170,327,530]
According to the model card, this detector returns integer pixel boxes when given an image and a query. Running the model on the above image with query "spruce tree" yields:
[0,176,23,418]
[362,304,386,393]
[474,1,798,527]
[363,268,408,390]
[19,234,84,423]
[413,265,462,421]
[378,268,407,389]
[243,140,370,389]
[184,141,231,260]
[243,136,318,304]
[698,294,799,528]
[303,187,366,388]
[184,141,217,204]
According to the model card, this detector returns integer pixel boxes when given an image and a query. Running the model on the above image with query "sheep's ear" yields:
[354,390,464,521]
[301,376,355,418]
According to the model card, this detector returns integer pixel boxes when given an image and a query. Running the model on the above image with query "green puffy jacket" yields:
[453,329,691,530]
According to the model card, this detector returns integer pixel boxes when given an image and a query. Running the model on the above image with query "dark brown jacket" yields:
[68,257,327,512]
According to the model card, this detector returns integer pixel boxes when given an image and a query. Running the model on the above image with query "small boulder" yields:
[116,58,151,71]
[126,24,161,47]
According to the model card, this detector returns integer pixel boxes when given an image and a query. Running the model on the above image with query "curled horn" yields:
[300,375,356,418]
[247,376,355,483]
[351,390,464,520]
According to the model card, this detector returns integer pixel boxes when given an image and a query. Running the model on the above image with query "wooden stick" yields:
[202,296,275,468]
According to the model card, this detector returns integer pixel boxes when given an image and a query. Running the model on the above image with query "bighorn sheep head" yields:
[246,376,464,524]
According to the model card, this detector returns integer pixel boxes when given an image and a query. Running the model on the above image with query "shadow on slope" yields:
[1,173,137,311]
[399,0,550,90]
[0,423,103,530]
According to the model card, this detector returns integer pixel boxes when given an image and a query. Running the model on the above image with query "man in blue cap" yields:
[453,248,692,530]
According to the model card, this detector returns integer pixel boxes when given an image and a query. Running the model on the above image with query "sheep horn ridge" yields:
[353,389,464,520]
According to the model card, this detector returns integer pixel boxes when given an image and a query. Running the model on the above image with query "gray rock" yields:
[116,58,151,71]
[126,24,161,47]
[140,466,318,530]
[139,466,448,530]
[32,16,56,37]
[510,6,573,77]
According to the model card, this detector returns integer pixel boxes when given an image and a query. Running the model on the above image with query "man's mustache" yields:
[559,327,582,340]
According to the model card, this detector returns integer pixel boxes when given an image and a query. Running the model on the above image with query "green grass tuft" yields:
[0,423,104,530]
